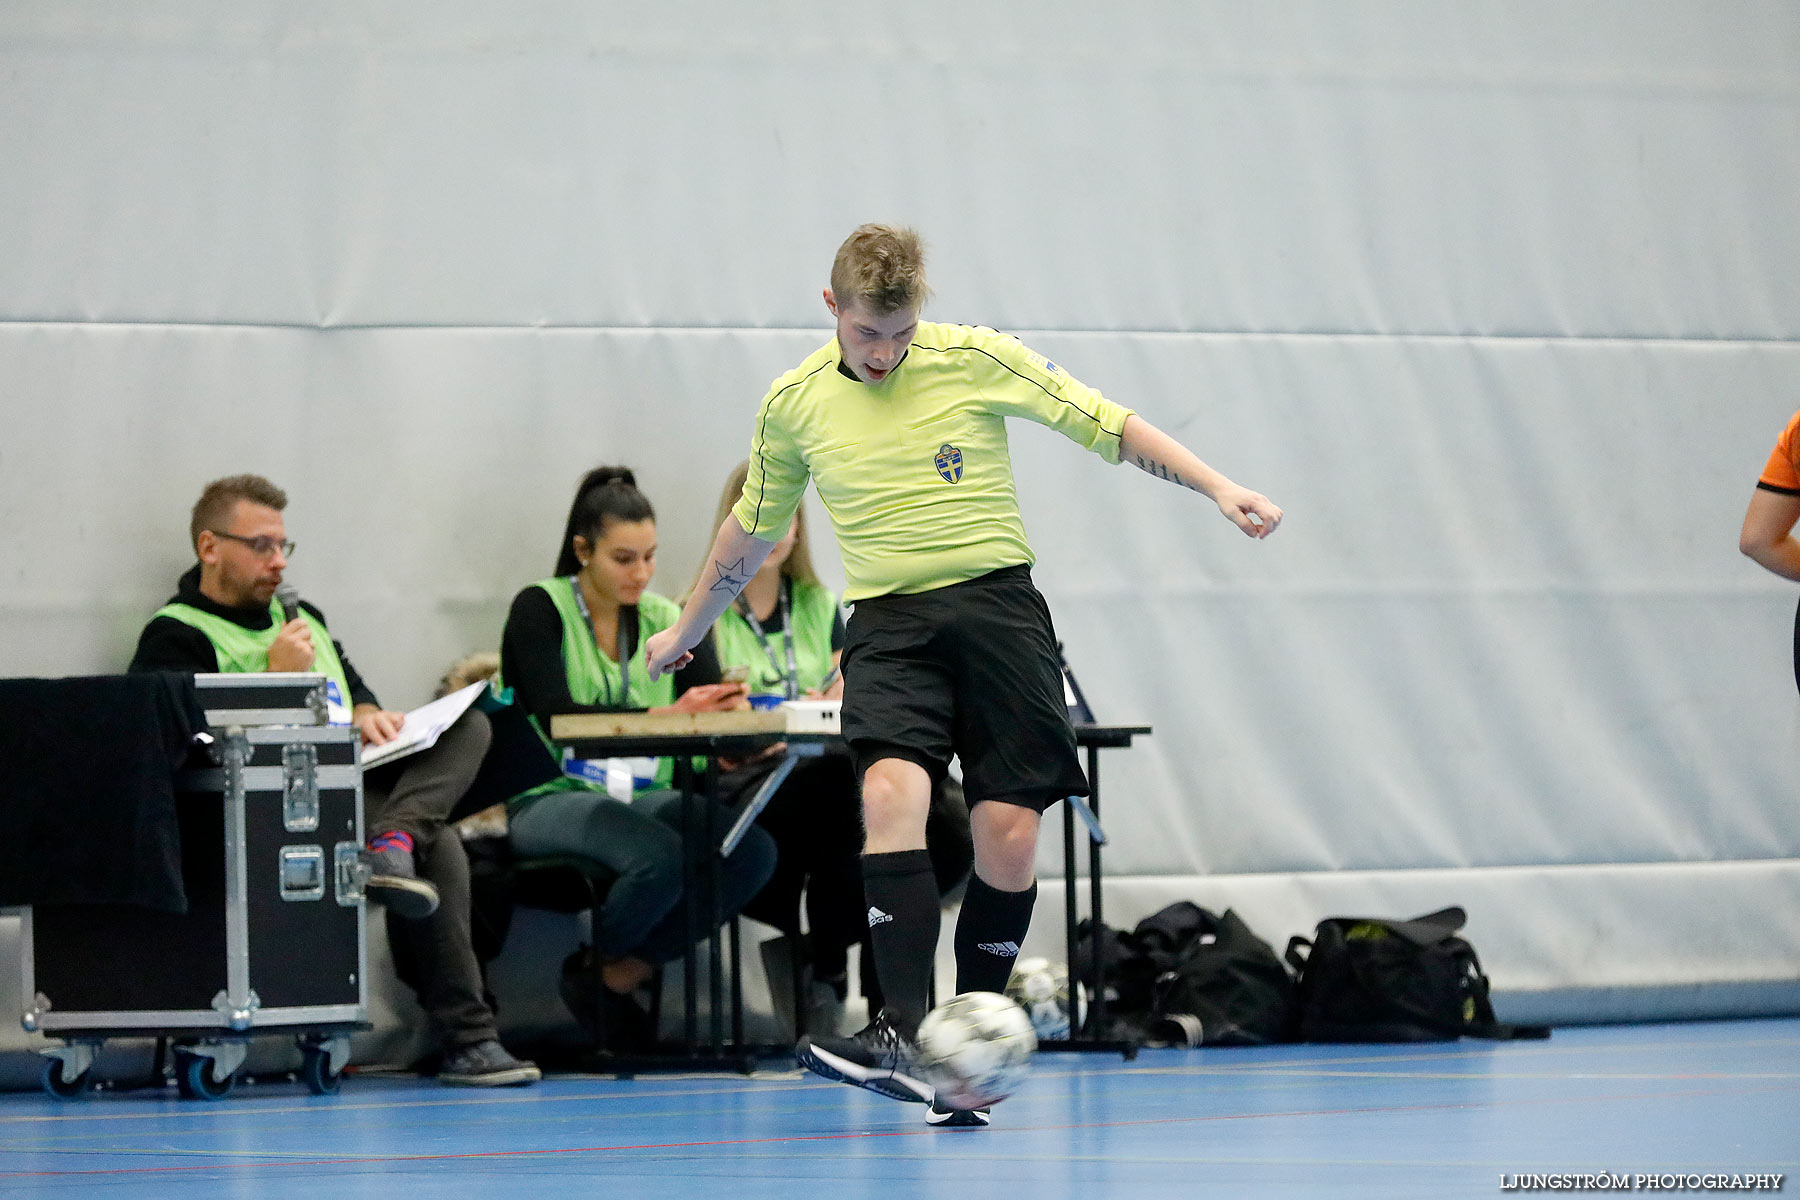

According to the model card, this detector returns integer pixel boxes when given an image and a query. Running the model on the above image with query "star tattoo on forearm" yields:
[709,558,752,596]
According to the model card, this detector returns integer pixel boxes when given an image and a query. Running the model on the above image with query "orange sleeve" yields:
[1759,409,1800,493]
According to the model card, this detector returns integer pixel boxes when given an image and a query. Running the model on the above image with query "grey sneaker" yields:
[438,1040,540,1087]
[925,1097,991,1128]
[364,843,439,919]
[795,1010,932,1103]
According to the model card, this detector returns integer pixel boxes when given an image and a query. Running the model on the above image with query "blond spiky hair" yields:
[830,224,927,314]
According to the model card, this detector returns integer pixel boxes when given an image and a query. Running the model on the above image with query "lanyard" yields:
[569,577,631,706]
[736,577,799,700]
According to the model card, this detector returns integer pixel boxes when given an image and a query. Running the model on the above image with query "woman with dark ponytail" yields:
[550,467,656,577]
[496,466,777,1045]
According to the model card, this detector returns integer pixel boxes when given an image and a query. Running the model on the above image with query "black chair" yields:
[505,854,667,1056]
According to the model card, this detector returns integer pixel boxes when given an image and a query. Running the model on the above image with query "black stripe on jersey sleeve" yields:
[914,342,1124,437]
[1756,480,1800,496]
[749,359,835,534]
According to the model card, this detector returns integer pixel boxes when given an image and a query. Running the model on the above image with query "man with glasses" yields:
[128,474,539,1087]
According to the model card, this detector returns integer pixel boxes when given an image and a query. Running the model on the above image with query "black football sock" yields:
[953,874,1038,997]
[859,849,939,1037]
[858,935,885,1014]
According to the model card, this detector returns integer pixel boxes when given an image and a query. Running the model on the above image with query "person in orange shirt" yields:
[1740,408,1800,691]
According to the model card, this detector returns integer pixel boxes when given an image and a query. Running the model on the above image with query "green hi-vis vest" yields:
[154,598,353,714]
[504,578,686,800]
[711,578,840,696]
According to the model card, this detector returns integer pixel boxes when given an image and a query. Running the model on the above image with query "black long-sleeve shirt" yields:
[499,585,721,726]
[127,565,381,708]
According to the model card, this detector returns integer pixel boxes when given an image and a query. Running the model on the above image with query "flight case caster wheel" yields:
[300,1044,342,1095]
[174,1050,236,1101]
[41,1057,92,1101]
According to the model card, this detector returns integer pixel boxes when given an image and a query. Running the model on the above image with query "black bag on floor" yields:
[1072,915,1162,1033]
[1146,905,1294,1047]
[1076,901,1293,1045]
[1285,906,1549,1043]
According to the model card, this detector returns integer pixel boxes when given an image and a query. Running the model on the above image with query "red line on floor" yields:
[5,1080,1794,1180]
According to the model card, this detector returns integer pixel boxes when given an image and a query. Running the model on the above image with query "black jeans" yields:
[366,709,498,1051]
[733,754,867,979]
[731,752,974,1005]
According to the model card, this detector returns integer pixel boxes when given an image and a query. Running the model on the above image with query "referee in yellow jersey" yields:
[647,224,1282,1126]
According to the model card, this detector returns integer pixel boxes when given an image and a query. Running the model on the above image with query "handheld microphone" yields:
[276,583,301,624]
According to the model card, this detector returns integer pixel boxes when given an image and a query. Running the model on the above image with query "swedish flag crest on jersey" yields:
[934,443,964,483]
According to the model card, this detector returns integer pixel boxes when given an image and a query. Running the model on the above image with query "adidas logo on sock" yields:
[866,906,894,927]
[977,941,1021,957]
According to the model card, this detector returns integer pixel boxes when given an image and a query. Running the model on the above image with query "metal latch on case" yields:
[282,742,319,831]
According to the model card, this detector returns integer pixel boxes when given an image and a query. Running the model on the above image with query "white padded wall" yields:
[3,2,1798,1046]
[6,4,1799,335]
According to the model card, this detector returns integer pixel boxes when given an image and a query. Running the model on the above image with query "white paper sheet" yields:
[358,681,486,770]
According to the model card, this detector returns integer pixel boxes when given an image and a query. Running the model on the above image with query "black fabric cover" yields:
[0,672,206,912]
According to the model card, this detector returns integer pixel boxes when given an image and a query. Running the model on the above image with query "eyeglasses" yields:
[211,531,296,558]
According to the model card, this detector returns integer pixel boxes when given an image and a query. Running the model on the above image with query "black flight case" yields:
[15,672,368,1100]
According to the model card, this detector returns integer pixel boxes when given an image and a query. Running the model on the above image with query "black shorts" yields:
[840,564,1088,813]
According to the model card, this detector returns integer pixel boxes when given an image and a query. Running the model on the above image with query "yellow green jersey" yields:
[732,322,1135,601]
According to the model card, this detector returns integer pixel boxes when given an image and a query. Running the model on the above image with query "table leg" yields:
[1085,742,1108,1037]
[677,757,698,1050]
[705,762,724,1055]
[1062,795,1079,1031]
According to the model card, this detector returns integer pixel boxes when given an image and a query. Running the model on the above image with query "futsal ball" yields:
[913,991,1038,1109]
[1005,957,1079,1040]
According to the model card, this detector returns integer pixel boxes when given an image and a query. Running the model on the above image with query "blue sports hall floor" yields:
[0,1019,1794,1198]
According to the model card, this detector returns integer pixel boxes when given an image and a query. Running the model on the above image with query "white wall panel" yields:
[0,323,836,700]
[5,326,1793,878]
[3,3,1798,335]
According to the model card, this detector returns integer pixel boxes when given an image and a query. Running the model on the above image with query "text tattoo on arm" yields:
[1134,455,1200,493]
[709,558,752,596]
